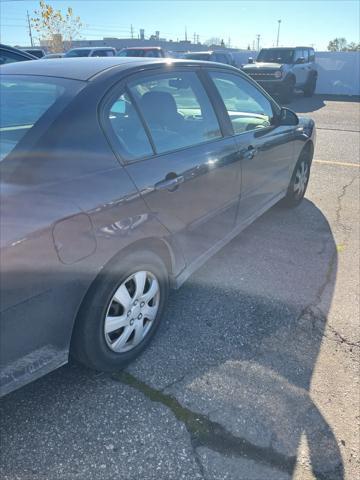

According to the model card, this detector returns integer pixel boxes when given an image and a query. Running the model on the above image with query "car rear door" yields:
[101,67,241,266]
[206,69,295,223]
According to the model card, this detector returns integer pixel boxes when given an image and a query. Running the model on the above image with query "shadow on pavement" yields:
[0,199,343,480]
[284,93,359,113]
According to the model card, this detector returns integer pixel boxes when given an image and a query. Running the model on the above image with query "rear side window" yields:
[309,49,315,62]
[0,50,31,65]
[128,71,222,154]
[210,72,274,134]
[92,50,114,57]
[105,91,153,160]
[0,78,65,161]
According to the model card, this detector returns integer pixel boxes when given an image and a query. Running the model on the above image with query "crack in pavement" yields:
[110,175,358,479]
[112,371,335,480]
[298,173,360,347]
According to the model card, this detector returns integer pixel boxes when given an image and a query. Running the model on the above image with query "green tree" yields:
[346,42,360,51]
[327,37,348,51]
[31,1,83,52]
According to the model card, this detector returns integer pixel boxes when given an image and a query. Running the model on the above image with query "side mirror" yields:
[278,107,299,126]
[248,57,254,64]
[295,57,305,64]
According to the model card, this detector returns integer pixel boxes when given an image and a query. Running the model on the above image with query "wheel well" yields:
[69,237,174,347]
[301,140,314,165]
[108,237,174,275]
[285,73,296,85]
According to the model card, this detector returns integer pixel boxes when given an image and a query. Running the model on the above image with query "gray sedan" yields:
[0,58,315,395]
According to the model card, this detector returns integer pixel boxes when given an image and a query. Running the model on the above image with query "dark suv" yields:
[242,47,317,103]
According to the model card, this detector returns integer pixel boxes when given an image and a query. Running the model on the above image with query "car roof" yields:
[0,57,236,81]
[186,51,212,54]
[261,46,312,49]
[68,46,115,50]
[123,46,162,50]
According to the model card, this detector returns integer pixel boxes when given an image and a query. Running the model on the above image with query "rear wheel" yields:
[71,250,169,371]
[304,75,317,97]
[281,149,312,208]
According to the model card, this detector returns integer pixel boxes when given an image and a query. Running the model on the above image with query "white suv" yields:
[242,47,318,103]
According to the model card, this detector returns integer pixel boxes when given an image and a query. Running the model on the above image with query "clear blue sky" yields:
[1,0,359,50]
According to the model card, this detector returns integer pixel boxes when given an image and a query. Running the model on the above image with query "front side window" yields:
[0,77,67,161]
[105,91,153,161]
[302,49,309,63]
[210,72,274,134]
[128,71,222,154]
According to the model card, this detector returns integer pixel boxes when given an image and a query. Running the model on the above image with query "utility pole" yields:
[276,19,281,46]
[193,32,196,44]
[130,24,134,39]
[185,26,187,42]
[256,34,260,51]
[27,10,34,47]
[228,36,231,48]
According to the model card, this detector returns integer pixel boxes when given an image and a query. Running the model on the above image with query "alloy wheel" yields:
[293,160,309,198]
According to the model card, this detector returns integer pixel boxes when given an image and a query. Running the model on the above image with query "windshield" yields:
[0,76,77,161]
[184,53,211,61]
[257,49,294,64]
[65,49,90,58]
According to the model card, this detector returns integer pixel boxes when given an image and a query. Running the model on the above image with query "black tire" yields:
[281,148,312,208]
[71,250,169,371]
[304,74,317,97]
[279,77,295,104]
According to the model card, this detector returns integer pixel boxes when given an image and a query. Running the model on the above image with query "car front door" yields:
[102,68,241,266]
[293,48,307,86]
[207,70,295,223]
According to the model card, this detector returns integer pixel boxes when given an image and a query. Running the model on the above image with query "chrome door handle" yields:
[243,146,257,160]
[155,174,184,191]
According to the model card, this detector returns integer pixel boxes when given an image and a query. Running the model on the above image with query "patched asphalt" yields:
[1,95,359,480]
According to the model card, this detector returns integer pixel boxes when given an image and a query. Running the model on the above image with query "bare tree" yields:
[31,1,83,52]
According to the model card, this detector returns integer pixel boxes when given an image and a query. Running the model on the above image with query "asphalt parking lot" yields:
[0,94,359,480]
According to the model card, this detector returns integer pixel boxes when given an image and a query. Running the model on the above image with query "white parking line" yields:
[313,159,360,168]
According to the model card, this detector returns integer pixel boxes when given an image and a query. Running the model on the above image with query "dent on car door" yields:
[102,69,241,266]
[207,70,295,222]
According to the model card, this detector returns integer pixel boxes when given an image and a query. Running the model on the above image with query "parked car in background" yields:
[0,57,315,396]
[117,47,166,58]
[43,52,65,59]
[242,47,317,103]
[22,48,46,58]
[183,50,235,66]
[0,44,37,64]
[65,47,116,57]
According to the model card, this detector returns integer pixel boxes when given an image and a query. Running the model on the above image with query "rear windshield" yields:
[118,49,160,57]
[65,49,90,57]
[184,53,211,61]
[257,49,294,64]
[0,76,77,161]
